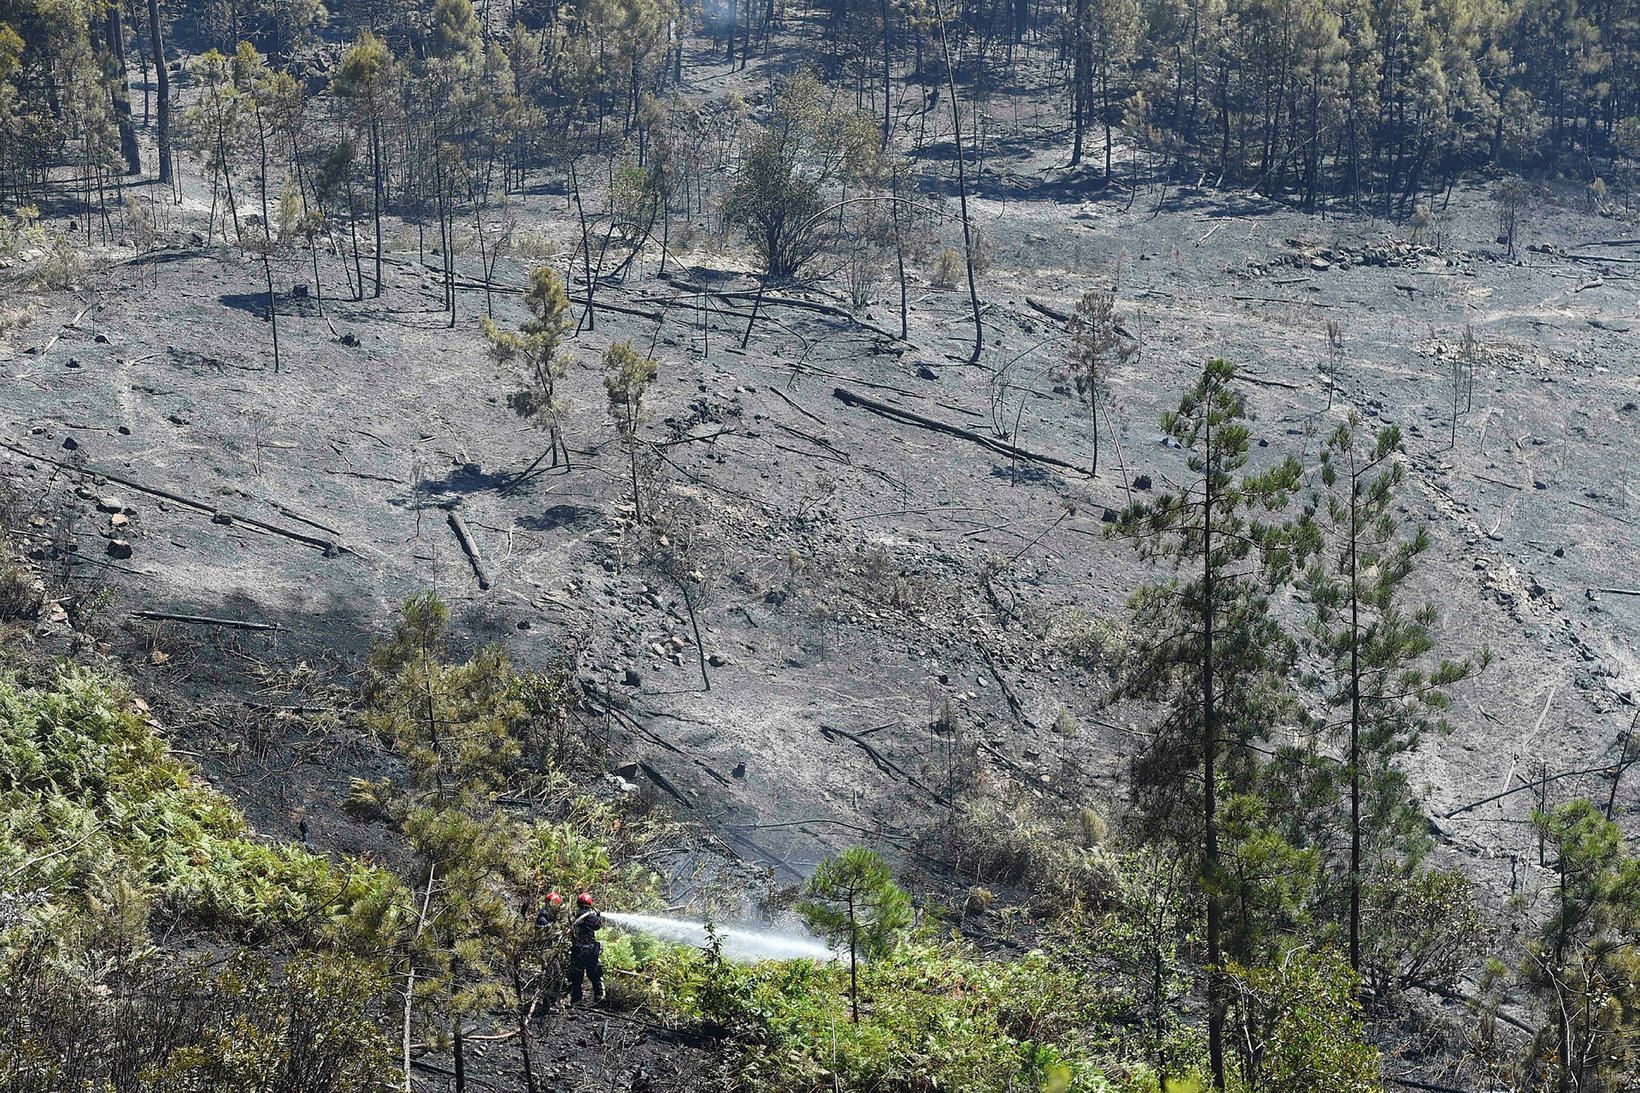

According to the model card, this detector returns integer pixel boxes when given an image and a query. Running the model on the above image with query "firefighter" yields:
[568,891,604,1005]
[534,890,563,930]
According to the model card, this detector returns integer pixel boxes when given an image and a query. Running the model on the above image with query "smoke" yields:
[602,912,840,964]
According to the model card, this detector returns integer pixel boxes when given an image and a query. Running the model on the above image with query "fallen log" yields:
[1236,371,1303,391]
[1024,294,1134,338]
[830,387,1092,477]
[0,440,344,555]
[445,508,492,590]
[1025,296,1071,322]
[1232,294,1338,307]
[820,723,948,806]
[659,277,902,341]
[1564,252,1640,265]
[636,761,690,807]
[131,610,280,631]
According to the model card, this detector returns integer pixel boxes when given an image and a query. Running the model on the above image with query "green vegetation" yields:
[2,361,1638,1092]
[647,937,1114,1091]
[0,667,404,1091]
[0,667,401,942]
[797,847,912,1022]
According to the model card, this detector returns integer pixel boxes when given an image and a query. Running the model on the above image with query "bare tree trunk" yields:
[372,119,385,297]
[255,106,281,374]
[102,3,141,174]
[405,865,436,1093]
[931,0,983,365]
[145,0,175,186]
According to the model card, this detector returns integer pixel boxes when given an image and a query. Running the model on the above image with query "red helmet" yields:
[577,892,595,907]
[546,891,563,906]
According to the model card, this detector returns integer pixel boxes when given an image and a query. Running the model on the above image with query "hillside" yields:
[4,0,1640,1090]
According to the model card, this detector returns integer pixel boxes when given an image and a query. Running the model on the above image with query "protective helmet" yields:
[546,891,563,907]
[577,891,595,907]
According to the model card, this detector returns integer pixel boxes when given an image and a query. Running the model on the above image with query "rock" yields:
[708,653,729,668]
[622,668,641,687]
[93,332,110,344]
[339,332,360,347]
[731,761,746,778]
[211,512,233,525]
[105,538,132,560]
[109,513,128,528]
[65,358,80,369]
[96,496,123,513]
[61,436,78,451]
[291,283,310,298]
[1310,257,1331,271]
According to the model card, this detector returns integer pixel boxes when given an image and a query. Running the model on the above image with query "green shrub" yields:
[1222,949,1379,1093]
[642,937,1117,1091]
[0,668,404,948]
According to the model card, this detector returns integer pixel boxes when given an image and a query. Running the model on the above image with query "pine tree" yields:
[1111,358,1302,1090]
[482,266,574,478]
[603,339,659,524]
[1522,800,1640,1093]
[333,31,397,298]
[1296,417,1485,976]
[798,847,912,1023]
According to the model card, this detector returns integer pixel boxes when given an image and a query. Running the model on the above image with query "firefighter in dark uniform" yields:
[568,891,604,1004]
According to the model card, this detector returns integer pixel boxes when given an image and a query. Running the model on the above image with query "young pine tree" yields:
[798,847,912,1023]
[603,340,659,524]
[357,593,531,1092]
[1110,358,1302,1091]
[482,267,574,477]
[1522,800,1640,1093]
[1297,417,1485,976]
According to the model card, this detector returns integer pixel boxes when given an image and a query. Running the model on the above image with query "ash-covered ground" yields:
[4,50,1639,926]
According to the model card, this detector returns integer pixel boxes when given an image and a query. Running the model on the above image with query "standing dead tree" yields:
[1067,286,1135,478]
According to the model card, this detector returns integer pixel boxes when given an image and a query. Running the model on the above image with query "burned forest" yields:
[4,0,1640,1090]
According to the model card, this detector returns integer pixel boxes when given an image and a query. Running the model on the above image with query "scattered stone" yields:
[93,332,109,344]
[105,538,132,559]
[708,653,729,668]
[211,512,233,525]
[1310,257,1331,271]
[96,496,123,513]
[110,513,128,528]
[339,332,360,347]
[61,436,78,450]
[65,358,80,369]
[622,668,641,687]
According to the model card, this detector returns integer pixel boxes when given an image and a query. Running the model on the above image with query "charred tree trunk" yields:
[146,0,172,184]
